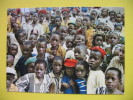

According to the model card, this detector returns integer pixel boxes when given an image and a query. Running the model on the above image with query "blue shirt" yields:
[61,75,74,94]
[75,78,87,94]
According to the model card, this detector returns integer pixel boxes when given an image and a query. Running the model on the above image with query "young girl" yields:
[48,56,64,93]
[61,58,78,94]
[16,59,52,93]
[87,46,106,94]
[96,67,123,94]
[75,60,89,94]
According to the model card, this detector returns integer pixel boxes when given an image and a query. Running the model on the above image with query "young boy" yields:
[15,41,36,77]
[6,67,18,92]
[48,56,64,93]
[25,57,37,73]
[16,59,53,93]
[74,44,88,62]
[87,46,106,94]
[36,38,50,73]
[96,67,123,94]
[47,32,66,62]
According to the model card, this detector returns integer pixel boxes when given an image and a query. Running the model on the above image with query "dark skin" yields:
[88,51,102,71]
[8,44,18,57]
[35,63,46,83]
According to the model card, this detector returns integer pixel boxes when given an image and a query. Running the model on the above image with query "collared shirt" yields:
[16,73,52,93]
[48,71,64,93]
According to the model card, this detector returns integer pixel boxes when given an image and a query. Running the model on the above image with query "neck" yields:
[37,54,45,59]
[54,71,61,79]
[107,88,118,94]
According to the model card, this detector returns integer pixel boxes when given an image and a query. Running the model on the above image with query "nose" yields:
[107,78,112,83]
[77,71,82,75]
[75,52,78,56]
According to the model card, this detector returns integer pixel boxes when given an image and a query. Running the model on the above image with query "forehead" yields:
[23,44,32,48]
[90,51,102,57]
[106,70,118,77]
[95,36,103,39]
[109,33,118,38]
[51,34,60,39]
[53,59,62,64]
[76,18,82,21]
[76,35,85,39]
[29,35,37,39]
[37,41,46,46]
[76,64,85,70]
[35,63,45,68]
[10,45,18,49]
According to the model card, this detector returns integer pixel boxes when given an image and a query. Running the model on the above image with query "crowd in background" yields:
[6,7,124,94]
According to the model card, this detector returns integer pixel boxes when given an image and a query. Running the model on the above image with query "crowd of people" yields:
[6,7,124,94]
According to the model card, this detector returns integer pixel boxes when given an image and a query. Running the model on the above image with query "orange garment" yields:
[46,45,66,58]
[85,27,95,49]
[8,84,18,92]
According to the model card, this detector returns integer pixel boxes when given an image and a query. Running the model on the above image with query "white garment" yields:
[87,70,105,94]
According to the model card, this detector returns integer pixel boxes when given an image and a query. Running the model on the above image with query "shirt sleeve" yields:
[15,74,30,92]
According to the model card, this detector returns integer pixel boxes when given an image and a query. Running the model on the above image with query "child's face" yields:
[66,67,75,76]
[74,47,86,61]
[50,34,60,48]
[9,45,18,56]
[115,26,122,32]
[88,51,102,70]
[101,9,108,17]
[66,37,74,49]
[52,60,62,74]
[33,14,38,22]
[90,11,97,20]
[105,70,120,91]
[68,24,75,33]
[119,44,124,63]
[55,18,61,26]
[36,42,46,55]
[17,32,26,44]
[76,18,82,27]
[109,12,115,18]
[97,24,104,31]
[104,26,111,32]
[109,34,119,46]
[116,14,122,23]
[22,45,32,58]
[6,74,15,88]
[95,36,103,46]
[27,63,35,73]
[35,63,46,79]
[59,27,68,39]
[7,56,14,67]
[75,64,87,79]
[29,35,37,47]
[83,17,91,27]
[75,35,85,46]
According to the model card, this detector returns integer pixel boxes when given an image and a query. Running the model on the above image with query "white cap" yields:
[6,67,16,75]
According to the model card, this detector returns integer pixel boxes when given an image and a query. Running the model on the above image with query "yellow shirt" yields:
[46,45,66,58]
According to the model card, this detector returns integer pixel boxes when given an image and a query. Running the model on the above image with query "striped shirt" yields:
[75,78,87,94]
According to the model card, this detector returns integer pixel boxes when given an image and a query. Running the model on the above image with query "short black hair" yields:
[35,59,47,69]
[106,67,122,80]
[92,34,105,46]
[15,29,26,40]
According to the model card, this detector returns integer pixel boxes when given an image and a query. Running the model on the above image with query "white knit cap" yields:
[6,67,16,75]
